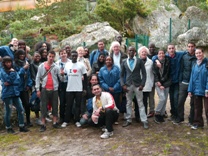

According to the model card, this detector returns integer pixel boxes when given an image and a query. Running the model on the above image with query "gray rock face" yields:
[60,22,119,49]
[132,5,208,50]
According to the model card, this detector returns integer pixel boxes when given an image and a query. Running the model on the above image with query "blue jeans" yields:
[169,83,179,117]
[4,96,25,128]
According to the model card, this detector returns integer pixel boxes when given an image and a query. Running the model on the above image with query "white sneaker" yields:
[61,122,68,128]
[46,117,52,123]
[100,131,113,139]
[75,122,81,128]
[35,118,42,125]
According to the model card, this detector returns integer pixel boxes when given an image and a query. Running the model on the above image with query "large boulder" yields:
[59,22,119,50]
[132,4,208,50]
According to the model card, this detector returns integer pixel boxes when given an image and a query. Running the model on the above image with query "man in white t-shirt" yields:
[61,50,87,128]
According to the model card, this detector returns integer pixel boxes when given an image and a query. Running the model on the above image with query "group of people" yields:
[0,35,207,139]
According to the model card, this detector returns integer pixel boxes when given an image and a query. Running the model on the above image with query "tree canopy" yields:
[95,0,149,35]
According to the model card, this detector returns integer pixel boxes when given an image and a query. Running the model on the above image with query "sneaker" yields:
[53,123,60,129]
[147,112,154,118]
[46,117,52,123]
[75,122,81,128]
[172,118,184,125]
[159,115,165,122]
[7,128,15,134]
[61,122,68,128]
[143,122,149,129]
[154,115,161,124]
[100,131,113,139]
[35,118,42,126]
[114,121,119,125]
[40,125,46,132]
[191,124,203,130]
[122,121,131,127]
[19,126,29,132]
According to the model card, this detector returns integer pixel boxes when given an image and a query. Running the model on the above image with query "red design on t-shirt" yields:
[73,69,77,73]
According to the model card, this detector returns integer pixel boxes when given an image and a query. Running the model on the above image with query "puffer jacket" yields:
[98,65,122,93]
[0,69,20,100]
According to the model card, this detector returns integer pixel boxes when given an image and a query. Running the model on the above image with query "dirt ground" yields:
[0,97,208,156]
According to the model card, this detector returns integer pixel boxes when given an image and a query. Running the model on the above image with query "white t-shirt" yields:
[64,61,87,92]
[113,52,121,69]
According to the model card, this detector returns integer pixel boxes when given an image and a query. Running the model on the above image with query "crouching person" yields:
[1,56,29,133]
[90,84,119,139]
[35,50,64,132]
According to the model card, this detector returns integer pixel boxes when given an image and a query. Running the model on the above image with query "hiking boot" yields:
[159,115,165,122]
[7,128,15,134]
[154,115,161,124]
[19,126,29,132]
[100,131,113,139]
[53,123,60,129]
[40,125,46,132]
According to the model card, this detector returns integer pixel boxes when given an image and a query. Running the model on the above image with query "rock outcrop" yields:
[60,22,119,49]
[132,5,208,50]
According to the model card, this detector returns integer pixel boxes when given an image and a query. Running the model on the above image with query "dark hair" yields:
[71,50,78,55]
[33,51,41,56]
[38,47,48,56]
[48,50,56,56]
[18,40,26,46]
[105,55,114,65]
[188,41,196,46]
[2,56,13,70]
[34,41,52,51]
[91,83,101,89]
[196,47,204,53]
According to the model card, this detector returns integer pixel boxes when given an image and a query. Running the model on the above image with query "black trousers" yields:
[64,92,82,123]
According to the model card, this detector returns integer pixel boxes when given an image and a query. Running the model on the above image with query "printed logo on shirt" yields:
[68,68,79,76]
[73,69,77,73]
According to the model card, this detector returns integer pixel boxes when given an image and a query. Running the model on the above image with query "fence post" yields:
[10,34,13,39]
[188,19,191,30]
[125,38,129,47]
[43,36,46,42]
[135,34,139,57]
[169,18,172,43]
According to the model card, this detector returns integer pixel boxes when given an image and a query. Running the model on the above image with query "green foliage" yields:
[95,0,150,35]
[176,0,208,12]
